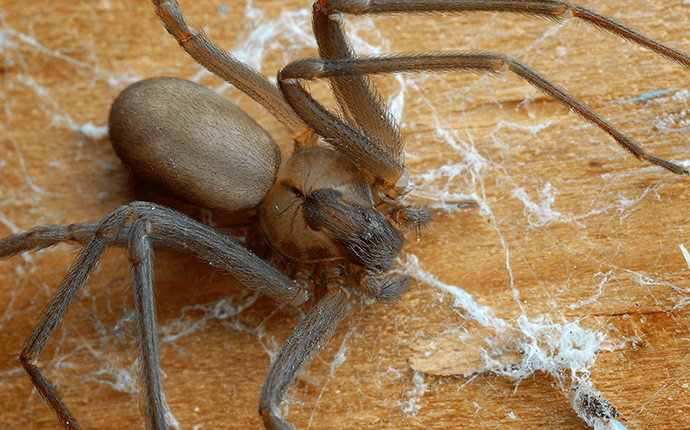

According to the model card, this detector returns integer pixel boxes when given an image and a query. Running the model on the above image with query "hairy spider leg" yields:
[3,202,306,430]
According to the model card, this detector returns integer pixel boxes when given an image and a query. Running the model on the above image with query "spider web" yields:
[0,1,688,429]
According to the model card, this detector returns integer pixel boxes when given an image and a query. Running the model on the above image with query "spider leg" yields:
[149,0,307,136]
[312,2,404,165]
[0,203,306,305]
[18,207,131,430]
[0,221,243,258]
[279,52,688,175]
[277,70,406,190]
[4,202,308,430]
[0,222,101,259]
[320,0,690,70]
[297,0,690,182]
[259,287,349,430]
[128,218,166,430]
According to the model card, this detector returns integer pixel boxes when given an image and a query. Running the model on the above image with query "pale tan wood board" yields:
[0,1,689,429]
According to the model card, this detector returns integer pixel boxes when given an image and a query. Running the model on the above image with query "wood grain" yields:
[0,1,688,429]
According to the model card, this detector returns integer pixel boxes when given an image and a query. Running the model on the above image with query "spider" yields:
[1,0,689,429]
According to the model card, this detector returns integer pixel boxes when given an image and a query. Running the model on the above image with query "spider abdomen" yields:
[109,77,281,212]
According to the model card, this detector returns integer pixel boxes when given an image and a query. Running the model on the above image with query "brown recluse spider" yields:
[1,0,689,429]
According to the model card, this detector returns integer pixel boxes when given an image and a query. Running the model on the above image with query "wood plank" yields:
[0,1,688,429]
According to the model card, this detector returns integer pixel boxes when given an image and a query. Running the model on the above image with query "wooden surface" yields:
[1,1,689,429]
